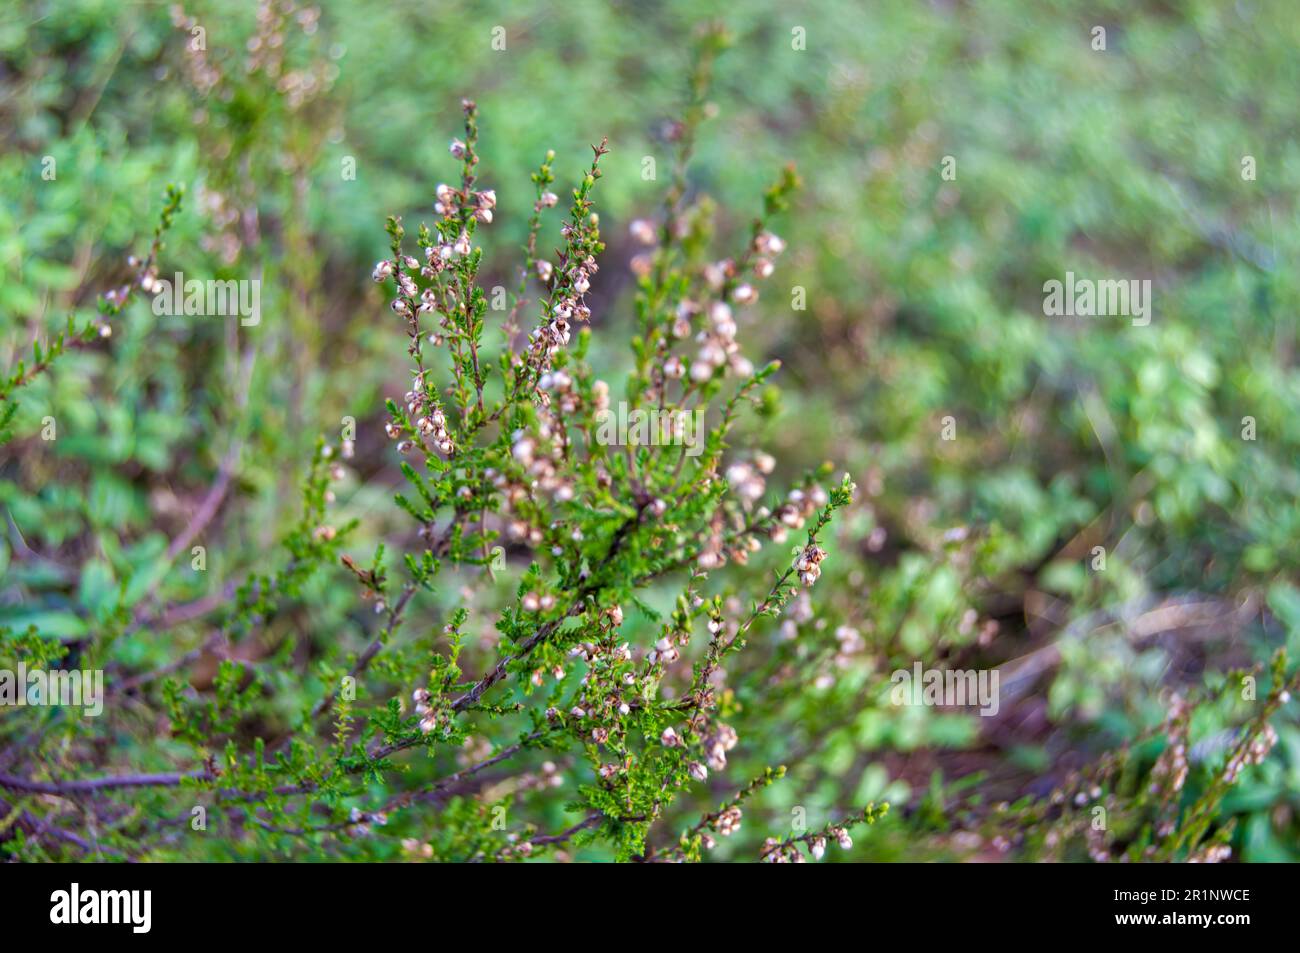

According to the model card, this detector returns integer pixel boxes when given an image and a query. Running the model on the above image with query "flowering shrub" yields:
[0,30,893,861]
[335,90,871,861]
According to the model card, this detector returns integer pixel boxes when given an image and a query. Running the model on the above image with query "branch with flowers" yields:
[0,27,891,863]
[758,803,890,863]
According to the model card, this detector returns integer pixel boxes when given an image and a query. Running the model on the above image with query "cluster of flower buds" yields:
[432,234,472,271]
[703,723,738,772]
[132,257,163,294]
[485,463,536,542]
[714,805,743,837]
[668,299,694,341]
[416,407,453,454]
[668,231,785,382]
[384,372,454,456]
[690,300,753,382]
[529,318,571,369]
[793,542,828,587]
[473,188,496,223]
[1224,722,1278,783]
[761,838,807,863]
[500,834,534,858]
[98,254,166,333]
[1082,833,1113,865]
[813,623,866,689]
[538,369,583,415]
[529,663,565,687]
[647,635,681,666]
[628,218,657,246]
[530,254,598,367]
[833,624,865,666]
[523,134,606,380]
[725,452,776,505]
[99,284,131,320]
[1148,695,1190,794]
[697,511,727,571]
[751,230,786,278]
[431,178,497,228]
[765,484,829,543]
[1065,784,1104,810]
[412,687,438,734]
[521,591,557,613]
[1190,843,1233,864]
[489,423,575,539]
[559,635,638,751]
[401,837,435,859]
[717,527,759,572]
[372,254,430,322]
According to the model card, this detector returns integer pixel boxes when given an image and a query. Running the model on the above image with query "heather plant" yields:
[0,30,891,862]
